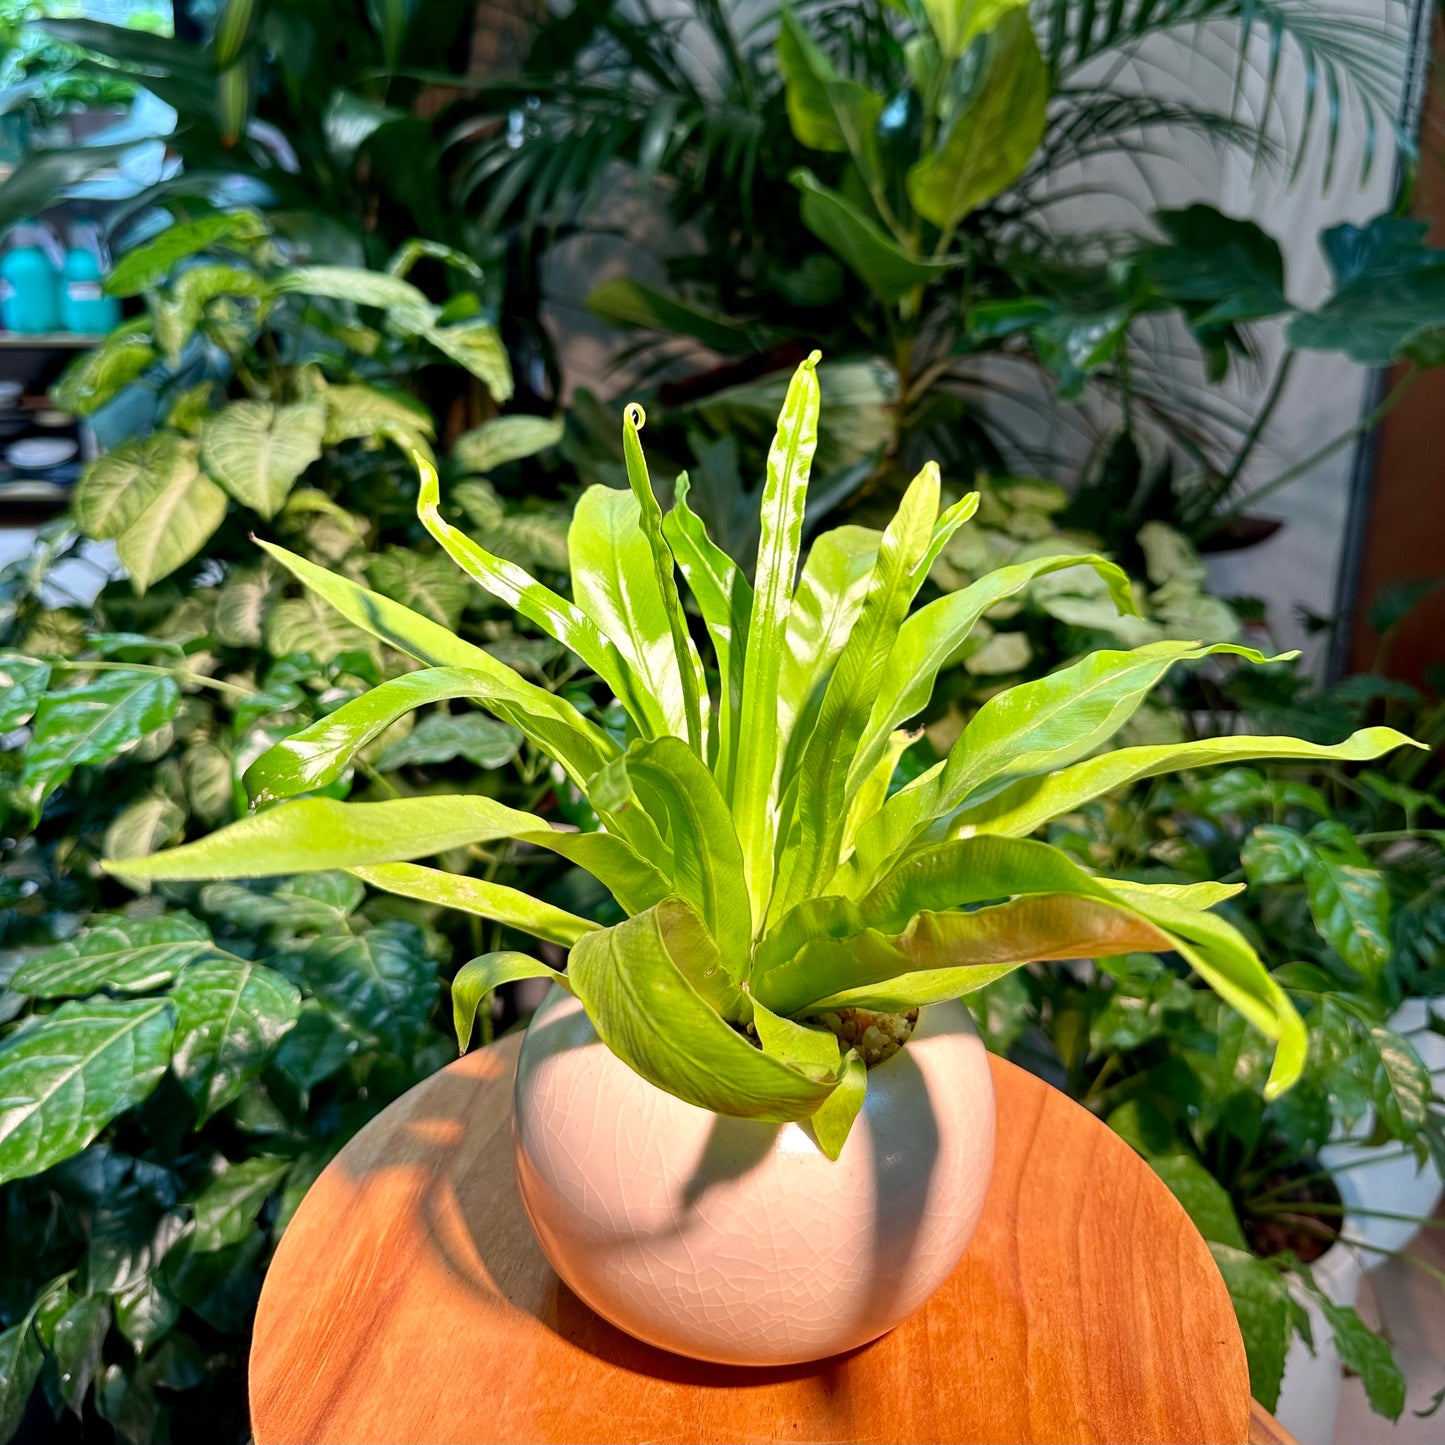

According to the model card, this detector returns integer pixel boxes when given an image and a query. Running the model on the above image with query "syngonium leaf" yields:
[453,414,564,473]
[77,432,228,590]
[199,400,326,518]
[0,1000,175,1185]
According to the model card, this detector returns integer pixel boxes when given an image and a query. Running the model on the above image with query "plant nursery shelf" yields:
[250,1037,1293,1445]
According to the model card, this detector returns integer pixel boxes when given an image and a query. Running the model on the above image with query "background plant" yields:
[0,200,592,1439]
[970,712,1445,1415]
[468,0,1435,546]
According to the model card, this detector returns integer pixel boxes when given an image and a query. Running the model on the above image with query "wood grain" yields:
[250,1038,1252,1444]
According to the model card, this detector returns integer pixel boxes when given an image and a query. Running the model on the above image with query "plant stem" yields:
[47,658,254,699]
[1203,366,1417,533]
[1210,350,1296,507]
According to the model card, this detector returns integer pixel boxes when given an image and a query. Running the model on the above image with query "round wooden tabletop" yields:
[250,1034,1255,1444]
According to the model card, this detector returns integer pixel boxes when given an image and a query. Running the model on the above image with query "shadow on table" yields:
[328,1024,933,1392]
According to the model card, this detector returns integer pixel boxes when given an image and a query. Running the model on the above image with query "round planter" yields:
[512,987,997,1366]
[1318,998,1445,1260]
[1273,1225,1365,1445]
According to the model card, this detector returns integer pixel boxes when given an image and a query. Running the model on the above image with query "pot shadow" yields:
[326,1015,944,1393]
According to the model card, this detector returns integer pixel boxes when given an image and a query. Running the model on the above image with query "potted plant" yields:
[107,358,1416,1366]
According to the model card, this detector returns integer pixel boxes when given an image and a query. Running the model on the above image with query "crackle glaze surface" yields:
[512,988,996,1365]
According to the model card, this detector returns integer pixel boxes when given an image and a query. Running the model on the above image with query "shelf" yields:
[0,334,105,349]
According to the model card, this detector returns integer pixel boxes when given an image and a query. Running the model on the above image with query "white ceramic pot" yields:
[512,987,997,1365]
[1273,1227,1365,1445]
[1318,998,1445,1260]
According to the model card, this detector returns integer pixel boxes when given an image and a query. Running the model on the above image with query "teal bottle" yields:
[60,224,120,335]
[0,221,62,335]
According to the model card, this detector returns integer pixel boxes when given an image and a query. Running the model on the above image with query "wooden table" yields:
[251,1034,1292,1444]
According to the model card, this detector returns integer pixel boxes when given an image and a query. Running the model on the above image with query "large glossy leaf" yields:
[0,652,50,730]
[570,483,694,743]
[105,795,670,915]
[452,954,570,1052]
[907,11,1047,230]
[777,9,882,181]
[851,552,1137,789]
[621,406,704,749]
[187,1157,291,1253]
[791,168,954,303]
[0,1311,43,1442]
[842,640,1290,894]
[602,738,752,969]
[732,354,820,916]
[1140,206,1288,329]
[947,727,1421,839]
[12,914,213,998]
[170,960,302,1123]
[199,400,326,518]
[584,277,755,354]
[288,922,435,1054]
[756,892,1168,1015]
[349,862,598,946]
[416,458,664,736]
[21,670,180,815]
[921,0,1026,57]
[780,464,940,913]
[1288,216,1445,365]
[0,1000,174,1185]
[567,901,840,1121]
[242,666,615,803]
[1209,1244,1293,1411]
[662,473,752,794]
